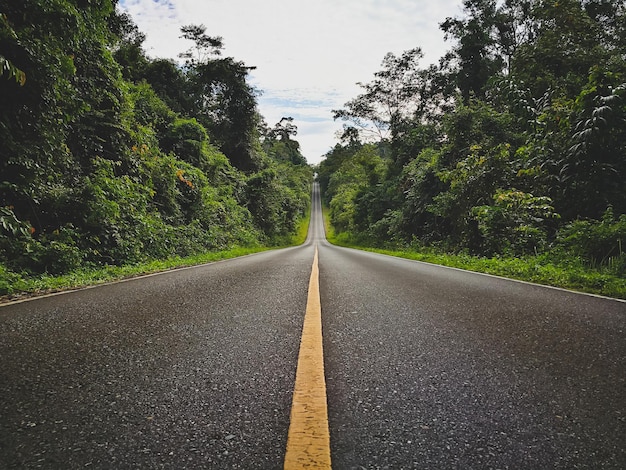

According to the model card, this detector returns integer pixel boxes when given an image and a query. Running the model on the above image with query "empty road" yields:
[1,183,625,468]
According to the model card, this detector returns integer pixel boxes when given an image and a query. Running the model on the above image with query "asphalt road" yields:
[1,183,625,469]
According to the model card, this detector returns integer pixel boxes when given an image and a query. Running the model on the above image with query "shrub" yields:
[472,189,559,256]
[557,208,626,273]
[0,264,24,295]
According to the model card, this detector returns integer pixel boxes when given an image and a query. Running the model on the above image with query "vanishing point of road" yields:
[1,183,625,468]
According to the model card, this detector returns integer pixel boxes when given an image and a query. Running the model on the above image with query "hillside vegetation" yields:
[319,0,626,298]
[0,1,312,295]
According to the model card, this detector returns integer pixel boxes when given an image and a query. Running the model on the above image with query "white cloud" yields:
[119,0,464,163]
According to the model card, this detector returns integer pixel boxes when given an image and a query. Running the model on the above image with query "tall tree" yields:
[179,24,261,171]
[511,0,611,96]
[440,0,506,102]
[262,117,307,166]
[333,48,430,141]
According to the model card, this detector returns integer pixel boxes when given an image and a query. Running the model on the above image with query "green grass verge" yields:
[0,246,271,303]
[323,209,626,300]
[293,206,312,245]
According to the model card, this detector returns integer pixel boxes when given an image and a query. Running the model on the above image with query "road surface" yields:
[1,183,625,468]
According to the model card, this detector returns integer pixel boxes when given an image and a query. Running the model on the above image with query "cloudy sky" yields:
[118,0,465,164]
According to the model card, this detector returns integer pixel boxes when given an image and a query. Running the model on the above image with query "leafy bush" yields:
[557,208,626,274]
[161,117,209,167]
[0,206,36,272]
[0,206,32,237]
[81,157,153,264]
[472,189,559,256]
[31,225,84,274]
[128,82,176,133]
[0,264,25,295]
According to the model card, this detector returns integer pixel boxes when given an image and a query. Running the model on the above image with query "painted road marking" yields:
[284,245,332,469]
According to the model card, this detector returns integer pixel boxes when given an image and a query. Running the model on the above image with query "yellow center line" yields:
[284,245,332,469]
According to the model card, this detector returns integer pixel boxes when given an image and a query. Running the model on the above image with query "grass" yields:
[323,209,626,300]
[0,246,271,303]
[0,210,312,304]
[295,207,312,244]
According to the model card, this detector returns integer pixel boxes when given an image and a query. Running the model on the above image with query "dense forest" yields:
[0,0,311,290]
[319,0,625,279]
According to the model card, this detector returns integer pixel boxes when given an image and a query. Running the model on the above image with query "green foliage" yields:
[322,205,626,299]
[31,227,84,275]
[161,117,210,167]
[0,264,23,295]
[262,117,308,166]
[109,10,149,82]
[81,157,153,264]
[245,163,312,242]
[512,0,612,97]
[431,143,516,249]
[127,81,175,132]
[472,189,558,255]
[0,55,26,85]
[0,13,26,85]
[557,208,626,274]
[440,0,503,102]
[141,58,191,114]
[0,206,31,237]
[1,1,312,296]
[0,205,35,272]
[321,0,626,289]
[333,48,428,141]
[0,245,273,298]
[317,141,362,203]
[564,70,626,217]
[0,20,26,83]
[440,98,521,167]
[325,145,386,233]
[397,148,447,243]
[178,24,261,171]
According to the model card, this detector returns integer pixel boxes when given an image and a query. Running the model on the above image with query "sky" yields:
[118,0,465,164]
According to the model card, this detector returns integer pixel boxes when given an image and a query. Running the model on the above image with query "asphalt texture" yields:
[0,246,314,468]
[1,183,625,469]
[320,244,626,469]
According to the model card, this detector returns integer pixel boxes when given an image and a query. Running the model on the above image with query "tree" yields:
[109,9,148,82]
[440,0,508,102]
[268,116,298,142]
[333,48,430,141]
[511,0,611,97]
[141,59,191,114]
[179,24,261,171]
[563,70,626,218]
[179,24,223,64]
[0,1,314,285]
[320,0,626,268]
[262,117,307,166]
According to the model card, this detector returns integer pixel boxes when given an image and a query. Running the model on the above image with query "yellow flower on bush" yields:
[176,169,194,188]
